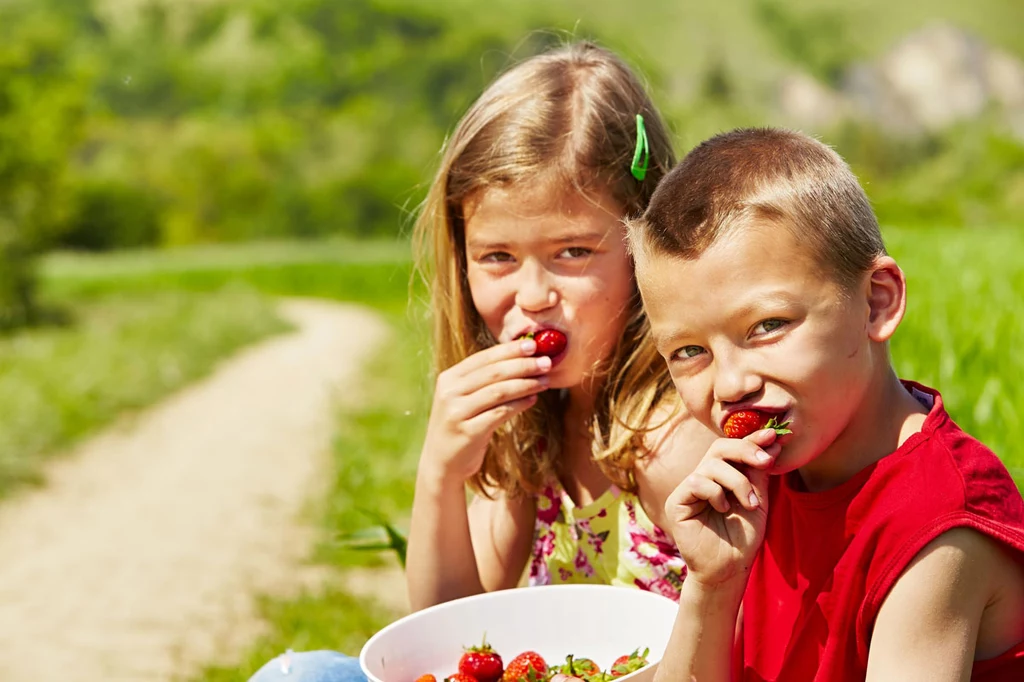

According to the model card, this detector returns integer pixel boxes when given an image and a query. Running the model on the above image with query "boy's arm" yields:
[866,527,1004,681]
[655,579,745,682]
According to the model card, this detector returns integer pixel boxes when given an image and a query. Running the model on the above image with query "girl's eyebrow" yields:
[467,231,608,251]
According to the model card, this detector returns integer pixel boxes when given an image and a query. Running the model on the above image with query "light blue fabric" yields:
[247,651,368,682]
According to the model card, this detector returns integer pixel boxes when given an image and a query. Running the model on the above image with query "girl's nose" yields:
[514,262,558,312]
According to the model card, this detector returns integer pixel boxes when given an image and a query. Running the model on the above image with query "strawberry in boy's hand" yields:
[517,329,567,358]
[459,638,504,682]
[723,410,792,439]
[501,651,547,682]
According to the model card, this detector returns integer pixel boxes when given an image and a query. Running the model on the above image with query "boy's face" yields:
[635,222,879,474]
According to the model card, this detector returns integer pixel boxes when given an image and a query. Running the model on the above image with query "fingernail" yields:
[538,376,550,386]
[756,450,772,463]
[748,491,760,508]
[521,339,536,354]
[536,356,552,371]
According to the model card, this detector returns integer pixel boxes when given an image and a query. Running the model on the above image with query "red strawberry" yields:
[501,651,547,682]
[517,330,567,358]
[533,329,567,358]
[723,410,791,439]
[416,676,438,682]
[459,638,503,682]
[446,674,478,682]
[610,648,650,678]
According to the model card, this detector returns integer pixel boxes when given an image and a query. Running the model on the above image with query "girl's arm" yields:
[406,469,534,610]
[406,339,549,611]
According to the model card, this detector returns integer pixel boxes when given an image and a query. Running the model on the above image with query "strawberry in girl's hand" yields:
[610,648,650,678]
[501,651,547,682]
[723,410,792,439]
[416,676,438,682]
[459,637,503,682]
[517,330,567,358]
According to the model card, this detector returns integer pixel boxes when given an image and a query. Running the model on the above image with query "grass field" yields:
[23,225,1023,677]
[0,285,288,499]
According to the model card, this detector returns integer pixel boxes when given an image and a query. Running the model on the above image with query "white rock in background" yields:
[778,22,1024,140]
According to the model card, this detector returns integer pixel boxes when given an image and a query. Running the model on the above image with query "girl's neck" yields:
[558,383,613,507]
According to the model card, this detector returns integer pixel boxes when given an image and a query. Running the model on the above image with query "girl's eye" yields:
[675,345,706,360]
[559,246,592,258]
[481,251,513,263]
[754,318,786,335]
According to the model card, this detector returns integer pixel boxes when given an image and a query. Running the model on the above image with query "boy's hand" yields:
[665,429,780,590]
[420,338,551,483]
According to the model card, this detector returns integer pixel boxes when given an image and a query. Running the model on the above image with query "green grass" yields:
[886,227,1024,477]
[0,285,288,499]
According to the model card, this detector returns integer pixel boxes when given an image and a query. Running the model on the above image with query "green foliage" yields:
[0,5,88,328]
[754,0,860,85]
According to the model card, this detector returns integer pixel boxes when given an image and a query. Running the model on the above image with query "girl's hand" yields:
[420,337,551,483]
[664,429,780,590]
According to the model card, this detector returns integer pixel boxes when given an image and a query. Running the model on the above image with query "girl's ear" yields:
[865,256,907,343]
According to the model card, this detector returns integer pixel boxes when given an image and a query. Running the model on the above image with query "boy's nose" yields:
[712,355,763,405]
[514,264,559,312]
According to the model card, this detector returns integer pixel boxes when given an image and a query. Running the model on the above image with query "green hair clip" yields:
[631,113,649,181]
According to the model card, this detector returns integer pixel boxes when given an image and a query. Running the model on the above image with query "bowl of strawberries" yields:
[358,584,677,682]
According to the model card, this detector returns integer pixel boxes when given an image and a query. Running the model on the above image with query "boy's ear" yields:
[865,255,907,343]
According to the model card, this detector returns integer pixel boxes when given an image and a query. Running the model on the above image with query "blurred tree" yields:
[0,6,87,329]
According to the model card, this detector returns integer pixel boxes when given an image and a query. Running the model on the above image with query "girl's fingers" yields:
[447,338,538,378]
[458,354,552,395]
[457,377,550,421]
[462,394,539,435]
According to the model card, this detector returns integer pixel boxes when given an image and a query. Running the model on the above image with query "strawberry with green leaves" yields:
[558,655,604,682]
[722,410,792,439]
[501,651,547,682]
[458,637,504,682]
[609,649,649,678]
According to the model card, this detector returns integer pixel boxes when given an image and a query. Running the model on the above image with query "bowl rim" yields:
[358,584,679,682]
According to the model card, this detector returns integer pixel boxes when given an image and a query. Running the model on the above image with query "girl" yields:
[248,41,713,682]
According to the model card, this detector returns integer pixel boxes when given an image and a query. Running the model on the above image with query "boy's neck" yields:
[795,367,930,492]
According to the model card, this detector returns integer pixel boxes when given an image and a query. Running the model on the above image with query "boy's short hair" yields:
[630,128,886,289]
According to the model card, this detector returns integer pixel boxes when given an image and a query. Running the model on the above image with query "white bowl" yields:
[359,585,678,682]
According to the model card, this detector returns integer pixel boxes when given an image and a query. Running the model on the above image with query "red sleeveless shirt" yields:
[739,383,1024,681]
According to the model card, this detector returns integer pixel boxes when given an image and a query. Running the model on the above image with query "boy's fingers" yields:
[701,458,760,510]
[708,437,777,470]
[680,473,732,514]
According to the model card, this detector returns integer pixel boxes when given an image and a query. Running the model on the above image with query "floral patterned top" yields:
[528,481,687,601]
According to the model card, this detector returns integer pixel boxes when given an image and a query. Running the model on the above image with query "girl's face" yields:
[463,182,635,391]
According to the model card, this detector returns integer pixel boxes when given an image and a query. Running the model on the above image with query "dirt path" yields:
[0,298,390,682]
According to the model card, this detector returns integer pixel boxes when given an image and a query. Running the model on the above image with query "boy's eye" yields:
[754,319,786,335]
[674,345,706,360]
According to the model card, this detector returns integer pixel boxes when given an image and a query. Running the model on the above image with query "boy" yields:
[627,128,1024,681]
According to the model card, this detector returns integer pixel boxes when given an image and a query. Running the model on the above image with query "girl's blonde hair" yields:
[413,41,677,497]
